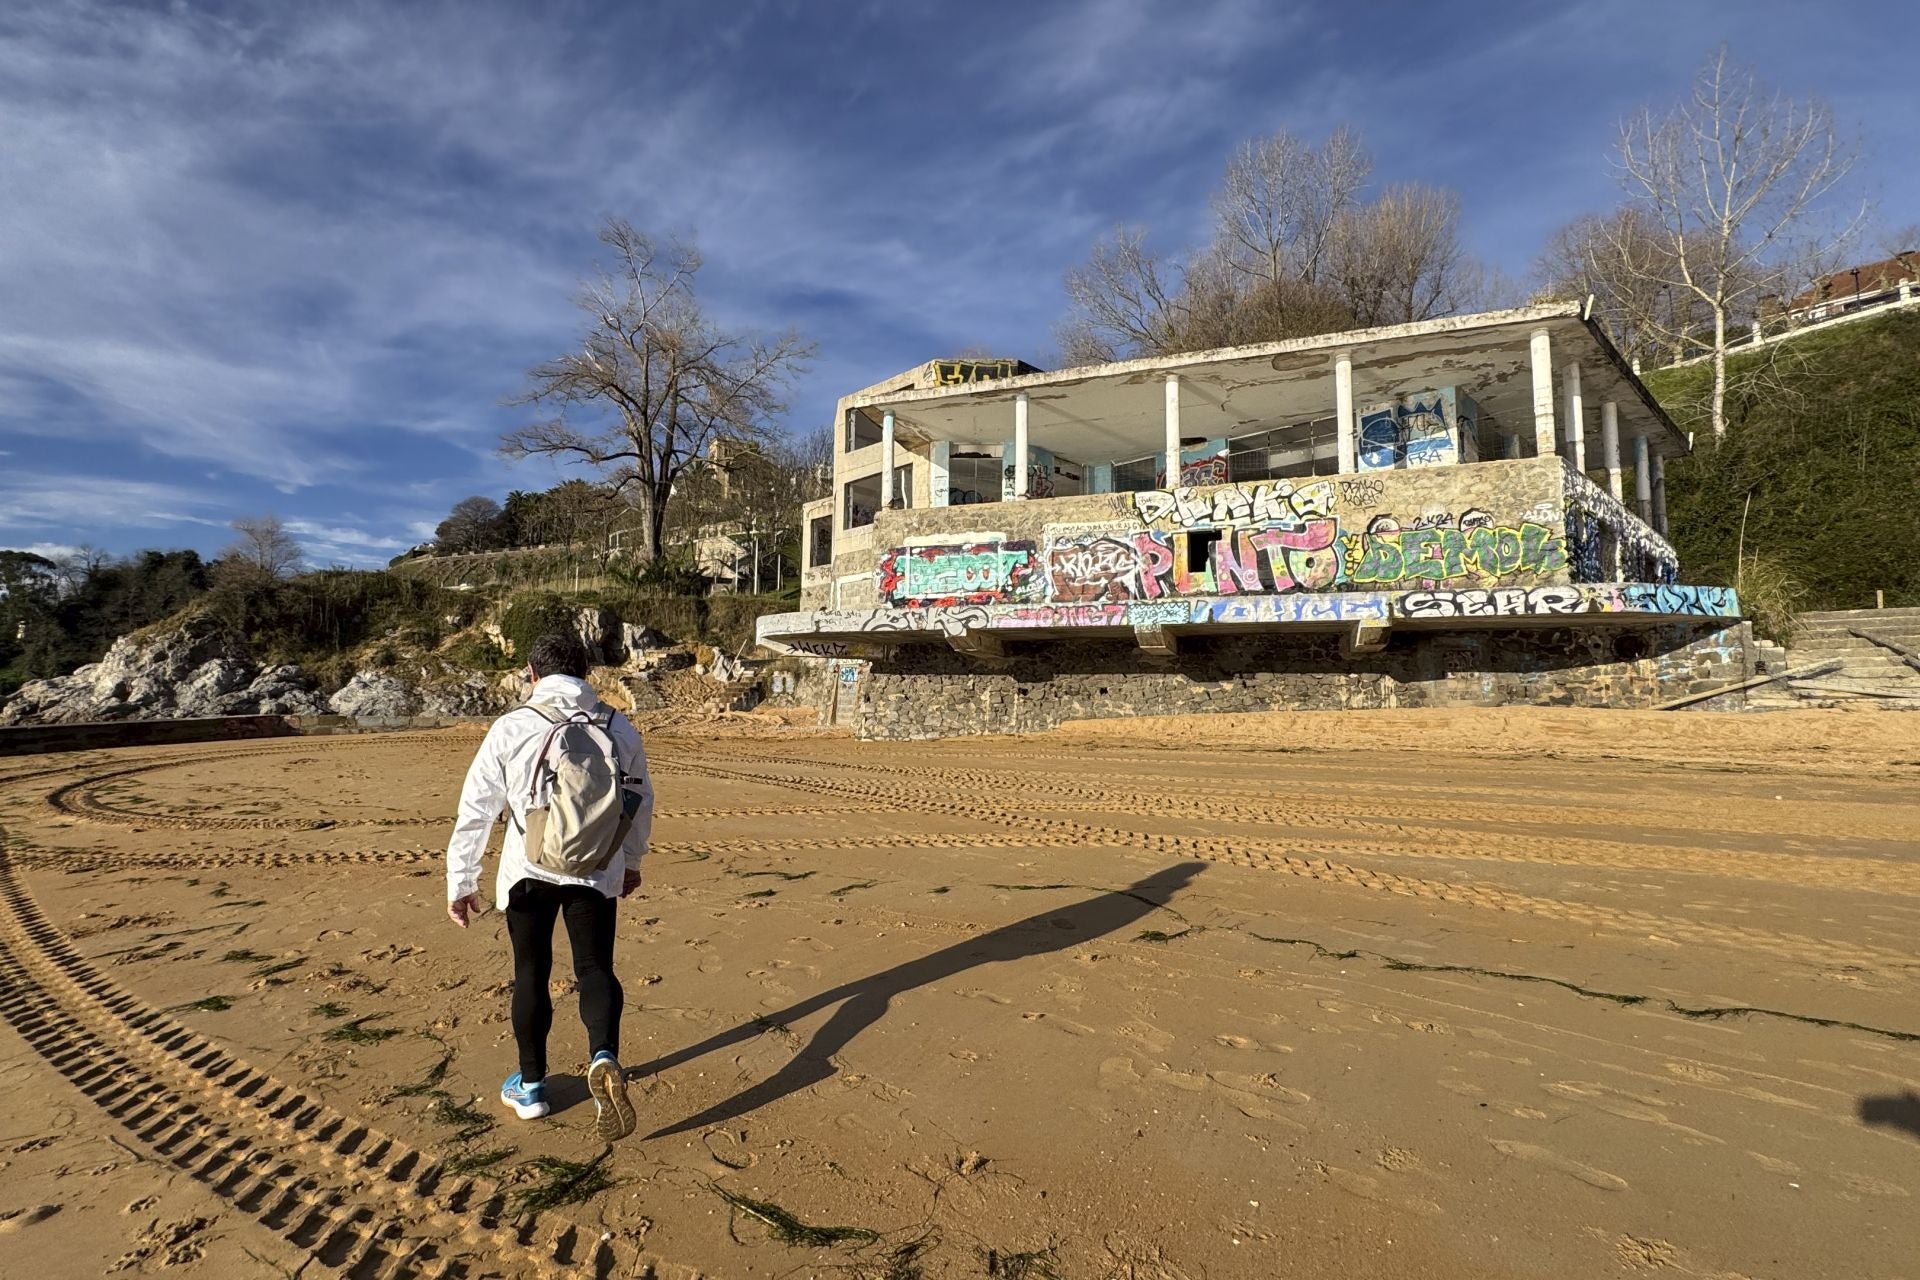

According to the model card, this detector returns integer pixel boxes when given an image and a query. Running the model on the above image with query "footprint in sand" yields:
[0,1205,60,1233]
[1487,1139,1628,1192]
[1118,1022,1173,1053]
[1313,1162,1441,1216]
[1543,1081,1722,1144]
[1834,1171,1909,1199]
[1613,1235,1679,1270]
[1208,1070,1311,1106]
[1021,1012,1096,1036]
[702,1129,758,1170]
[1099,1058,1307,1127]
[1663,1061,1729,1083]
[1215,1032,1294,1054]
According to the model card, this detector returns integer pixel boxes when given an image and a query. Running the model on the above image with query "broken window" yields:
[807,514,832,569]
[1228,417,1339,482]
[945,449,1003,506]
[843,473,881,529]
[844,406,885,452]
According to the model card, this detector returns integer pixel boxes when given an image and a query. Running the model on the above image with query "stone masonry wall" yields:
[853,620,1753,740]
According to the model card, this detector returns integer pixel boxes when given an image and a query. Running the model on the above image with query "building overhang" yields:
[844,303,1689,463]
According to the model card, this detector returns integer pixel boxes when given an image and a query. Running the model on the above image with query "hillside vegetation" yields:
[1645,306,1920,613]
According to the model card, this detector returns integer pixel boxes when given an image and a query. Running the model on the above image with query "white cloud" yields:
[0,541,81,560]
[0,470,225,532]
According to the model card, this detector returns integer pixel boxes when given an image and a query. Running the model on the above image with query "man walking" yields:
[445,631,654,1141]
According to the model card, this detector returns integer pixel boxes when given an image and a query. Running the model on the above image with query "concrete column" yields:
[1012,392,1029,500]
[1504,433,1521,459]
[1164,375,1181,486]
[1633,435,1653,523]
[1529,327,1556,456]
[1333,350,1356,473]
[1600,401,1623,502]
[880,409,896,505]
[1901,280,1913,302]
[1650,452,1668,536]
[1562,360,1585,471]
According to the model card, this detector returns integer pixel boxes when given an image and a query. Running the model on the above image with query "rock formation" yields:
[0,619,329,725]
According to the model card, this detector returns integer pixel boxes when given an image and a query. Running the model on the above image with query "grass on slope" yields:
[1643,308,1920,615]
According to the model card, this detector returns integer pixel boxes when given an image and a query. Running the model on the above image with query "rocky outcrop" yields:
[326,672,421,718]
[0,620,330,725]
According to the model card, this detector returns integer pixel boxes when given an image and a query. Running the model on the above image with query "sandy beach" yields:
[1,707,1915,1278]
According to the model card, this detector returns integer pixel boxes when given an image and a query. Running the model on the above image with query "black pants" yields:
[503,879,622,1082]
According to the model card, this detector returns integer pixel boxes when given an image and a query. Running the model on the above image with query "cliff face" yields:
[0,604,725,726]
[0,617,328,725]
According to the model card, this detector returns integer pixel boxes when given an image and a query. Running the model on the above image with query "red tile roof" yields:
[1787,252,1919,309]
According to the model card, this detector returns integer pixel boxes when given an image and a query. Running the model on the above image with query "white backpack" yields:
[515,704,632,877]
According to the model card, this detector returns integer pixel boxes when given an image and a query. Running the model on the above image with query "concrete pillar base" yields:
[1341,621,1393,657]
[948,630,1009,664]
[1133,624,1180,659]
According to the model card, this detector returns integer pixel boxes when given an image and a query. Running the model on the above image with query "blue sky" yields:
[1,0,1912,567]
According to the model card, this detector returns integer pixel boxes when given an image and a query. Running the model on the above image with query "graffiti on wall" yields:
[877,541,1041,606]
[931,359,1023,385]
[1395,584,1735,619]
[1357,388,1479,471]
[1560,461,1679,586]
[1344,511,1567,588]
[1179,453,1229,487]
[1044,523,1342,602]
[871,470,1590,612]
[1131,479,1335,529]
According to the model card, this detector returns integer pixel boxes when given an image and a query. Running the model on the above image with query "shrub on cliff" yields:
[497,591,581,661]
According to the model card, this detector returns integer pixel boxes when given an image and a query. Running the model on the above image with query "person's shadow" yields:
[1858,1091,1920,1141]
[633,861,1205,1139]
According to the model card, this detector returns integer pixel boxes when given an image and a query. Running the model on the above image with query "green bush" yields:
[443,632,512,671]
[498,591,580,661]
[596,591,706,644]
[707,594,796,653]
[0,656,30,699]
[1735,554,1808,644]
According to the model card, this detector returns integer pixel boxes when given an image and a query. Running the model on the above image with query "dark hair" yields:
[527,632,589,679]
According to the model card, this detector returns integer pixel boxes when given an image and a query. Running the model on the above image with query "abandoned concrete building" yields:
[760,304,1750,738]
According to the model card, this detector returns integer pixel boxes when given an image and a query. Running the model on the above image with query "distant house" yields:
[1768,251,1919,325]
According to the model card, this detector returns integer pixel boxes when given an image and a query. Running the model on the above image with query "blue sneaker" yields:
[500,1072,550,1120]
[586,1050,636,1141]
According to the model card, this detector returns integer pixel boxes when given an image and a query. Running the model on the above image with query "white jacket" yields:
[446,674,654,906]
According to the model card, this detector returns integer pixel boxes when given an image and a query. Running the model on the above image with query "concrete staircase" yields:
[1754,607,1920,709]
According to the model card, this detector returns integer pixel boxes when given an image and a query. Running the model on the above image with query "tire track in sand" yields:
[0,830,692,1280]
[655,758,1916,973]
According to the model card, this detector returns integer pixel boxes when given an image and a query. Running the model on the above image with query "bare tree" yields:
[1537,206,1710,367]
[1614,46,1858,437]
[48,543,109,595]
[1212,125,1371,289]
[1328,185,1480,327]
[1057,126,1484,362]
[223,514,302,580]
[503,219,814,562]
[1057,226,1185,365]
